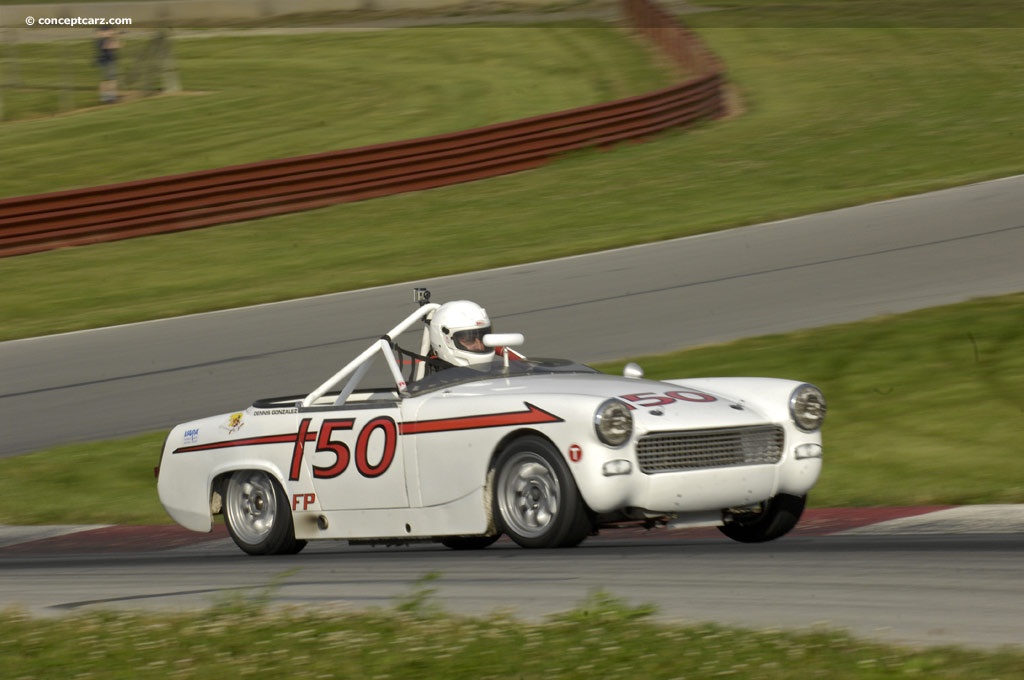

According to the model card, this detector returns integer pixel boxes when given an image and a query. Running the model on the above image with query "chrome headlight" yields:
[594,399,633,447]
[790,384,826,432]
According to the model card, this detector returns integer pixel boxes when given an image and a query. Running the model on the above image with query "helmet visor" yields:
[453,326,491,353]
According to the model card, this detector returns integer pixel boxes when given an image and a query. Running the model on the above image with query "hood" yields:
[438,372,773,432]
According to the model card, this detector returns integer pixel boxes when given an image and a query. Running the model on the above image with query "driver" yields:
[427,300,495,369]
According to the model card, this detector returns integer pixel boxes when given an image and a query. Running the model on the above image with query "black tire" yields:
[718,493,806,544]
[440,534,501,550]
[223,470,307,556]
[492,436,591,549]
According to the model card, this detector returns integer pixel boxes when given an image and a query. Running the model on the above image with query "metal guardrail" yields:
[0,0,725,257]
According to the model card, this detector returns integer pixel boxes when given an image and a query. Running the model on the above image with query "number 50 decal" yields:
[620,390,717,409]
[289,416,397,481]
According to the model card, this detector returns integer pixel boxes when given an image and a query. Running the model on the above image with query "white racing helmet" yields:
[429,300,494,367]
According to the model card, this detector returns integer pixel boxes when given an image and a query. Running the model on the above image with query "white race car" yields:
[156,290,825,555]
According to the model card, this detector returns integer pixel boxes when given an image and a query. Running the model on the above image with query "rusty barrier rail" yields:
[0,0,724,258]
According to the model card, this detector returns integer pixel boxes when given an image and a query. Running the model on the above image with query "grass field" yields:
[0,24,670,186]
[4,591,1024,679]
[683,0,1024,27]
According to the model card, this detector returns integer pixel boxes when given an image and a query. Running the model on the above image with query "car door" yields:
[290,404,408,511]
[401,389,527,508]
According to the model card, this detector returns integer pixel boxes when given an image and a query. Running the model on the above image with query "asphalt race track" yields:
[2,175,1024,457]
[1,176,1023,649]
[2,510,1024,649]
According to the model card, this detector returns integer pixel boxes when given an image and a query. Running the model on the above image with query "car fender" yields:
[488,397,635,515]
[158,417,299,533]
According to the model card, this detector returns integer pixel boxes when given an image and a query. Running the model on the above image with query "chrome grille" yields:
[636,425,784,474]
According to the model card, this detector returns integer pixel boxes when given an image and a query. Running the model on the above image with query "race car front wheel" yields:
[718,493,806,543]
[493,436,591,549]
[223,470,307,556]
[440,534,501,550]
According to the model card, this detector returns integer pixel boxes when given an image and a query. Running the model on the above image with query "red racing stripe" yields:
[173,430,316,454]
[172,403,561,453]
[399,403,562,435]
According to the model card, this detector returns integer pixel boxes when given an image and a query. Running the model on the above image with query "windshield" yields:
[407,357,600,396]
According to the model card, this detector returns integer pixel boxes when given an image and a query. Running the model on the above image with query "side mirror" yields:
[483,333,524,348]
[483,333,525,371]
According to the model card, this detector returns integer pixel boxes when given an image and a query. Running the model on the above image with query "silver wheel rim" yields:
[498,451,560,538]
[225,471,278,546]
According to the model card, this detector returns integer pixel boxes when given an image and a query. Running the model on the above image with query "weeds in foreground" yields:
[2,585,1022,679]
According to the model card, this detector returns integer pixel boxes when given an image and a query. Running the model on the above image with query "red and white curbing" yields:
[2,506,1021,554]
[0,524,112,548]
[838,505,1024,535]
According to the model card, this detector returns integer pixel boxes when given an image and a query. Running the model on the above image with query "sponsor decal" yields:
[221,412,245,434]
[183,428,200,446]
[252,408,299,416]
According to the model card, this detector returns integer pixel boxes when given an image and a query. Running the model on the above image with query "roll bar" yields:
[300,302,440,407]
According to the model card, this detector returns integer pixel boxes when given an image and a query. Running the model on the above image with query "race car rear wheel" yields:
[493,436,590,549]
[223,470,307,556]
[718,493,806,543]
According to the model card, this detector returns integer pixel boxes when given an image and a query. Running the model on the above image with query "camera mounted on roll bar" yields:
[413,287,431,306]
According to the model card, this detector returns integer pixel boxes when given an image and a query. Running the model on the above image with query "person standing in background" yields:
[96,24,121,103]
